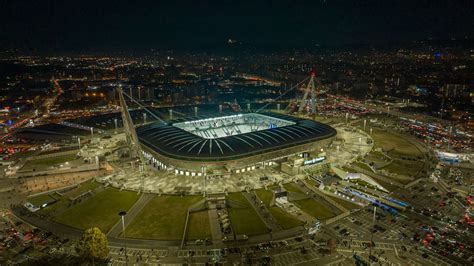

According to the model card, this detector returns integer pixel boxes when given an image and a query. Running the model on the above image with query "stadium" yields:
[137,111,337,176]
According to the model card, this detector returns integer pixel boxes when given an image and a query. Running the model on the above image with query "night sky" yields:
[1,0,473,52]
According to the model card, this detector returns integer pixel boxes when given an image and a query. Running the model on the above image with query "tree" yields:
[77,227,109,264]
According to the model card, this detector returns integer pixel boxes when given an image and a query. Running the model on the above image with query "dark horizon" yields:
[1,0,473,54]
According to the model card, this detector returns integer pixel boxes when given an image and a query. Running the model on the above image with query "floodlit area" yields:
[173,113,295,139]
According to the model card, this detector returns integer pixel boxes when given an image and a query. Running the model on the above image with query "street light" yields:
[114,118,118,134]
[369,205,376,258]
[118,211,128,265]
[201,166,207,197]
[119,211,127,235]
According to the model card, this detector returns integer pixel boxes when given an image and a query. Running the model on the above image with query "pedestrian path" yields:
[244,190,282,231]
[108,193,154,237]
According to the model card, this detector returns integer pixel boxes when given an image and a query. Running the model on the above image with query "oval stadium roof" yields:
[136,112,336,161]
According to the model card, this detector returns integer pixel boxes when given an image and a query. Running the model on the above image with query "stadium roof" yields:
[136,112,336,161]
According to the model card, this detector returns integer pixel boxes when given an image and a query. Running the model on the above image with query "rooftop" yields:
[136,112,336,161]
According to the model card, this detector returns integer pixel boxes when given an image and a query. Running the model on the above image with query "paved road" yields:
[207,209,223,243]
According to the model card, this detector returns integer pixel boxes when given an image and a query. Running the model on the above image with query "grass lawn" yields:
[125,195,203,240]
[350,179,377,190]
[38,180,100,215]
[53,187,139,233]
[187,210,212,240]
[371,128,421,156]
[292,198,337,221]
[28,194,56,207]
[63,180,99,199]
[38,198,68,216]
[326,195,361,211]
[382,160,424,179]
[370,151,391,160]
[344,165,401,192]
[352,161,375,173]
[227,193,268,236]
[255,189,303,229]
[26,154,78,168]
[368,175,400,192]
[283,183,337,221]
[283,183,304,193]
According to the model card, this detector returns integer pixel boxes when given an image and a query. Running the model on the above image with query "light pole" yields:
[358,137,362,155]
[202,166,207,197]
[369,205,376,258]
[118,211,128,265]
[448,126,453,151]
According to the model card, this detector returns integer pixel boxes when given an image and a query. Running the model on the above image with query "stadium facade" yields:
[137,112,336,176]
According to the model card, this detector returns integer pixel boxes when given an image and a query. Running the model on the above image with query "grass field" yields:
[125,195,204,240]
[382,160,424,179]
[300,179,361,211]
[371,128,421,155]
[255,189,303,229]
[283,183,337,221]
[326,195,361,211]
[282,183,304,193]
[37,180,100,215]
[371,129,426,180]
[26,154,78,168]
[369,151,391,161]
[53,187,139,232]
[293,198,337,221]
[187,211,212,240]
[349,179,378,190]
[227,193,268,236]
[352,161,375,173]
[28,194,56,207]
[353,126,429,184]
